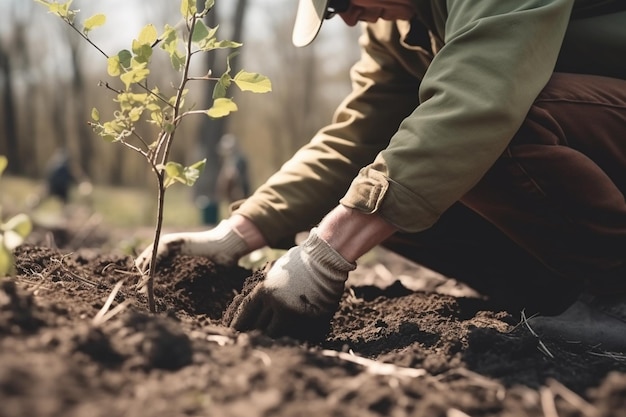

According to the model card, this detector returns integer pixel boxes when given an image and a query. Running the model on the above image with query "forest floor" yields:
[1,218,626,417]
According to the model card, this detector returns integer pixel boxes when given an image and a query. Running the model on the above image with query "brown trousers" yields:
[383,73,626,313]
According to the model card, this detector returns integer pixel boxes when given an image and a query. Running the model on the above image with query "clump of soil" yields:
[2,242,626,417]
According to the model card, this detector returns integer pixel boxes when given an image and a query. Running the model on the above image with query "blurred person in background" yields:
[216,134,251,212]
[196,134,251,225]
[27,148,93,212]
[138,0,626,350]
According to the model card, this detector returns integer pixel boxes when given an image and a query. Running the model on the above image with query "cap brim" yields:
[292,0,330,47]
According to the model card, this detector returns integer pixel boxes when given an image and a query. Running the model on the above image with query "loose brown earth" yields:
[2,223,626,417]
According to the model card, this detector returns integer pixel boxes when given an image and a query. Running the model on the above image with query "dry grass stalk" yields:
[520,309,554,358]
[540,386,560,417]
[93,280,125,326]
[447,409,472,417]
[321,349,427,378]
[546,378,599,417]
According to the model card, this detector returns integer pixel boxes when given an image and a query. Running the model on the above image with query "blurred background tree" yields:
[0,0,360,226]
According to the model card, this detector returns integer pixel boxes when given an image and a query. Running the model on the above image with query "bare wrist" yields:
[228,214,268,251]
[316,205,397,263]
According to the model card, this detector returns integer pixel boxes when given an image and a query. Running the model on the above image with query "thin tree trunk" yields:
[194,0,249,214]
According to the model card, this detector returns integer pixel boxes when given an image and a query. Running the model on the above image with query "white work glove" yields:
[135,220,249,273]
[228,228,356,341]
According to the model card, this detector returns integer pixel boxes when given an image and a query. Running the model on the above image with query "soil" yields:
[2,223,626,417]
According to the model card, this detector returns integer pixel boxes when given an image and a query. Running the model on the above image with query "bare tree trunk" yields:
[193,0,249,220]
[0,47,19,173]
[65,30,93,180]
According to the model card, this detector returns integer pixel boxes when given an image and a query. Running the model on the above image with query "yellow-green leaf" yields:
[2,213,31,251]
[91,108,100,122]
[200,0,215,14]
[84,13,106,34]
[160,160,207,188]
[180,0,197,18]
[107,50,132,76]
[35,0,73,19]
[233,71,272,93]
[206,98,237,118]
[0,242,14,277]
[3,213,32,239]
[107,55,121,76]
[212,40,242,50]
[189,159,206,171]
[163,162,184,178]
[161,162,184,188]
[119,63,150,90]
[0,156,7,177]
[137,24,158,46]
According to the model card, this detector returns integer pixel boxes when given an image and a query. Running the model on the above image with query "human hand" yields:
[228,228,356,341]
[135,220,249,273]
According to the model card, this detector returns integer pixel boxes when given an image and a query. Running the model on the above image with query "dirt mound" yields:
[1,243,625,417]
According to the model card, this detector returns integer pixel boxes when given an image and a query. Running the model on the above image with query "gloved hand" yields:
[228,228,356,341]
[135,220,249,273]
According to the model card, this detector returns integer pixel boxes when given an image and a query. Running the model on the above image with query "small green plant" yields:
[0,156,33,277]
[34,0,271,311]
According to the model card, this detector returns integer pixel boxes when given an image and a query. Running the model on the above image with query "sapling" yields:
[34,0,271,312]
[0,156,33,277]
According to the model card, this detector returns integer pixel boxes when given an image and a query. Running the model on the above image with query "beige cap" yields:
[292,0,330,47]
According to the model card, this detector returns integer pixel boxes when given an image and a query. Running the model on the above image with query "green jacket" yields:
[234,0,624,247]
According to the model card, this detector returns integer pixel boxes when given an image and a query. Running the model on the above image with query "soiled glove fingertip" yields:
[222,270,266,327]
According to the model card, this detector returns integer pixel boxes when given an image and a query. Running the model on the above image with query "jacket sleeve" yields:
[233,22,429,246]
[341,0,575,232]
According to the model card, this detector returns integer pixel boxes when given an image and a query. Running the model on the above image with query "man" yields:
[137,0,626,350]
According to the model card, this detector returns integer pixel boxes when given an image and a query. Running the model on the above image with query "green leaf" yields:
[91,108,100,122]
[233,70,272,93]
[212,72,231,99]
[206,98,238,118]
[132,25,155,62]
[131,43,153,64]
[107,50,132,76]
[0,156,7,177]
[83,13,106,34]
[191,20,210,43]
[170,51,186,71]
[160,26,178,54]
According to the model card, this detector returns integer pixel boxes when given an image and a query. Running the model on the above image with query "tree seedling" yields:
[34,0,271,312]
